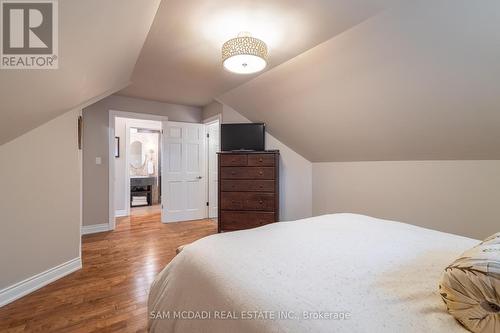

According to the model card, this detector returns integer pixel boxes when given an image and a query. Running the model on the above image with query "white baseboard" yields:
[115,209,127,217]
[81,223,109,235]
[0,257,82,307]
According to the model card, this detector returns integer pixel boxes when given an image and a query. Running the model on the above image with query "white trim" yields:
[108,110,168,231]
[161,120,168,222]
[110,110,167,122]
[78,109,83,261]
[108,111,116,231]
[125,122,130,216]
[81,223,110,235]
[124,118,161,213]
[0,258,82,307]
[204,119,220,218]
[203,125,209,218]
[115,209,127,217]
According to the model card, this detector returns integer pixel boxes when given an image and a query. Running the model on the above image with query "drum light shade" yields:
[222,32,267,74]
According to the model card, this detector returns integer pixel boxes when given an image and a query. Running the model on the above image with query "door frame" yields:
[124,119,162,215]
[203,115,221,219]
[108,110,168,230]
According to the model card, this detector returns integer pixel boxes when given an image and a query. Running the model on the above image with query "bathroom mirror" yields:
[130,140,145,168]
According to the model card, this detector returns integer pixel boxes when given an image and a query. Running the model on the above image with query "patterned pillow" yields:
[439,232,500,332]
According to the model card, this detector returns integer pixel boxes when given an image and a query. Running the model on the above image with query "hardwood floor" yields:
[129,205,161,216]
[0,212,217,332]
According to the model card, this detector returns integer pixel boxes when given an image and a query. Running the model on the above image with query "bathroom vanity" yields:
[130,176,156,207]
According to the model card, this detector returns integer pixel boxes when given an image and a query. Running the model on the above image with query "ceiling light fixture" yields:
[222,32,267,74]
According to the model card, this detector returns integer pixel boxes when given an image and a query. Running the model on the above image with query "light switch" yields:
[95,157,102,165]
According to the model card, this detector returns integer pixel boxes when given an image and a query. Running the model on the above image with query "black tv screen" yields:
[221,123,265,151]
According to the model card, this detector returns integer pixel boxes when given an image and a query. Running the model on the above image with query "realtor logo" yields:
[1,0,58,69]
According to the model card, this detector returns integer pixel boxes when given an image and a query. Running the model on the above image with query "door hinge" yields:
[161,129,164,134]
[206,133,209,138]
[206,202,209,206]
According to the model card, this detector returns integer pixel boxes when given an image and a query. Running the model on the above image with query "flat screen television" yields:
[221,123,265,151]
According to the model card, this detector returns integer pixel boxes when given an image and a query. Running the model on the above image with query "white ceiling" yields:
[119,0,401,106]
[219,0,500,161]
[0,0,161,145]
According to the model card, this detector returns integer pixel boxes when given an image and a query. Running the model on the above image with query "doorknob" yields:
[197,176,203,179]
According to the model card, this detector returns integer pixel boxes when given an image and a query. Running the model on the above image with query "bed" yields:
[148,214,478,332]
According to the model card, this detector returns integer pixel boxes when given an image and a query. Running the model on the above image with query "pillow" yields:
[439,232,500,333]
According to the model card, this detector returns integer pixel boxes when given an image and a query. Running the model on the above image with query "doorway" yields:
[109,111,220,229]
[109,111,167,229]
[161,121,207,222]
[161,118,220,223]
[128,126,162,215]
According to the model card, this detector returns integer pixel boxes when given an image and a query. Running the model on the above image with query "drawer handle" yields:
[259,185,263,188]
[231,171,236,175]
[259,200,263,204]
[259,171,263,175]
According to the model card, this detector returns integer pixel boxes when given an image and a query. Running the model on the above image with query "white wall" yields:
[313,161,500,239]
[222,104,312,221]
[0,109,81,298]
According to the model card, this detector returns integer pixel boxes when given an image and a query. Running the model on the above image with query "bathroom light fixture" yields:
[222,32,267,74]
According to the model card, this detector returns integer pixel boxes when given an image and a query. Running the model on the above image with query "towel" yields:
[147,160,154,175]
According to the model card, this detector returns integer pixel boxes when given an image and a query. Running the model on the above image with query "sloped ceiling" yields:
[119,0,401,106]
[0,0,161,145]
[219,0,500,161]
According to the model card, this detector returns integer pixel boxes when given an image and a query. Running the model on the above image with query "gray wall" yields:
[0,0,161,146]
[222,104,312,221]
[313,161,500,239]
[202,101,223,121]
[83,94,202,226]
[0,109,81,291]
[219,0,500,162]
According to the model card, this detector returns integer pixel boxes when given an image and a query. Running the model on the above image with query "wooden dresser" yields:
[217,150,279,232]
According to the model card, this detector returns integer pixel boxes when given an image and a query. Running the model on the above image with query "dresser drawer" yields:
[217,151,279,233]
[248,154,275,166]
[220,154,247,166]
[221,180,275,192]
[221,192,275,211]
[220,211,275,231]
[220,167,275,179]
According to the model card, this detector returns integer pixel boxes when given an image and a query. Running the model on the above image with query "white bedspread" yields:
[149,214,477,332]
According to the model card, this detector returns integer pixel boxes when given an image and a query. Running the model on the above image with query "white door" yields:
[206,120,220,218]
[162,121,207,222]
